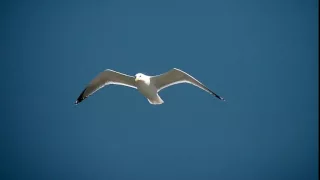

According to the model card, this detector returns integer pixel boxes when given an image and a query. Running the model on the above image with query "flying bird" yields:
[75,68,225,105]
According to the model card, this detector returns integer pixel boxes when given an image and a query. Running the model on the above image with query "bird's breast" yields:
[136,81,158,98]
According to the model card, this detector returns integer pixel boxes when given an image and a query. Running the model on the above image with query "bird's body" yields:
[75,68,225,105]
[135,76,164,104]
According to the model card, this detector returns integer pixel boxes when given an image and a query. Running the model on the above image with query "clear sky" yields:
[1,0,318,179]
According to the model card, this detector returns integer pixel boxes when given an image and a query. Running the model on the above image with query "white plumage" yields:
[75,68,225,105]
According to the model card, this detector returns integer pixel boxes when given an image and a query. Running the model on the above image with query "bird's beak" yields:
[135,77,139,82]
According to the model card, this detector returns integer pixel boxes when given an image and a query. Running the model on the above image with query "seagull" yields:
[75,68,225,105]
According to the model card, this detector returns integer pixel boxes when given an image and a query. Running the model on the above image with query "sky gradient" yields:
[1,0,318,179]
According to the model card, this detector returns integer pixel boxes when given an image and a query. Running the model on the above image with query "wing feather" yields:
[151,68,225,101]
[75,69,136,104]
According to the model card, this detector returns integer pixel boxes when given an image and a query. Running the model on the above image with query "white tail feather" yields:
[147,96,164,105]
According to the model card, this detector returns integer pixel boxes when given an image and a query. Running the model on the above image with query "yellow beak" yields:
[135,77,139,82]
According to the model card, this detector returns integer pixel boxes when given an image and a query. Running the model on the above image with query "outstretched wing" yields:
[151,68,225,101]
[75,69,136,104]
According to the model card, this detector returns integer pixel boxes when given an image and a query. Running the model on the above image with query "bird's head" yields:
[135,73,150,83]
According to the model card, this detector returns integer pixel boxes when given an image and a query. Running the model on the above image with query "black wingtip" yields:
[215,94,226,101]
[207,89,225,102]
[74,88,87,105]
[74,97,86,105]
[75,96,86,105]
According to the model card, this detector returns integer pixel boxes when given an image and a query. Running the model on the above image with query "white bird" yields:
[75,68,225,105]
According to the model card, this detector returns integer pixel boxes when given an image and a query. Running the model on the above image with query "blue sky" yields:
[1,0,318,179]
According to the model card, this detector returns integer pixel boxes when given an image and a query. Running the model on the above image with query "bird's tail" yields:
[147,95,164,105]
